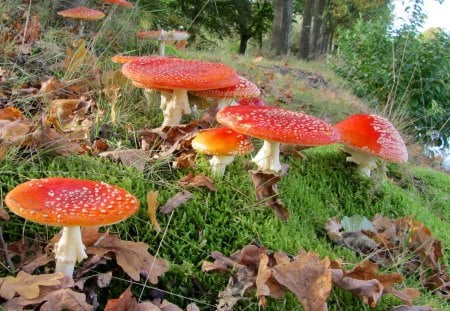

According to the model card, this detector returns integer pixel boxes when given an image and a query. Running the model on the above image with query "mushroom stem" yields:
[78,20,85,37]
[252,140,281,172]
[54,226,87,277]
[160,91,172,110]
[343,147,377,177]
[161,89,190,126]
[209,155,235,179]
[158,40,166,57]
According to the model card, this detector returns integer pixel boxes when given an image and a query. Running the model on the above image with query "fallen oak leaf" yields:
[84,228,169,283]
[4,287,93,311]
[0,271,65,300]
[147,190,161,232]
[178,172,216,191]
[99,149,151,172]
[159,191,194,214]
[250,170,289,220]
[271,251,331,311]
[389,305,438,311]
[0,107,23,121]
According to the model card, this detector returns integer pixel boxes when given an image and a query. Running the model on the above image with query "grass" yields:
[1,1,450,310]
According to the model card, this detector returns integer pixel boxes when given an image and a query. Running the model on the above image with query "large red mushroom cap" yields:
[192,128,253,156]
[122,57,239,91]
[217,105,339,172]
[5,177,139,227]
[57,7,105,20]
[334,114,408,163]
[217,105,340,146]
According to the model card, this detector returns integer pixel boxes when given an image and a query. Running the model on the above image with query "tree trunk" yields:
[298,0,314,59]
[310,0,326,58]
[270,0,293,55]
[239,34,251,54]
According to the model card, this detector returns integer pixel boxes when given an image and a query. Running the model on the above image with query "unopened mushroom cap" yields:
[334,114,408,163]
[122,57,239,91]
[192,76,260,99]
[5,177,139,227]
[57,7,105,20]
[192,128,253,156]
[217,106,340,146]
[101,0,134,8]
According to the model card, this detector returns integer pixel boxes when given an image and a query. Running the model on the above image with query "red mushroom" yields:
[192,76,260,109]
[334,114,408,177]
[217,106,340,172]
[192,127,253,178]
[5,177,139,277]
[122,57,239,126]
[57,7,105,37]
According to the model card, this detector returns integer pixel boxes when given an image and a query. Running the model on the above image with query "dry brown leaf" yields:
[271,251,331,311]
[390,305,438,311]
[0,119,32,146]
[147,190,161,232]
[32,126,84,155]
[4,287,93,311]
[0,107,23,121]
[105,286,160,311]
[84,229,169,282]
[99,149,150,172]
[159,191,194,214]
[0,271,65,300]
[20,14,41,45]
[0,204,10,221]
[74,271,112,291]
[250,170,289,219]
[255,253,285,308]
[178,172,216,191]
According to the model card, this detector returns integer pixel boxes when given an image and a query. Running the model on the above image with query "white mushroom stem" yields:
[158,40,166,57]
[78,20,85,37]
[161,89,191,126]
[54,226,87,277]
[252,140,281,173]
[209,155,235,179]
[159,91,173,110]
[343,147,377,177]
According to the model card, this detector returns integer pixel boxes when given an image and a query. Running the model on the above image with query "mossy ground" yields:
[1,1,449,309]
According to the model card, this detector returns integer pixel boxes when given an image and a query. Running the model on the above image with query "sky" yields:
[392,0,450,31]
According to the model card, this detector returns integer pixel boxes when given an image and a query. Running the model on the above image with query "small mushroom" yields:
[334,113,408,177]
[121,57,239,126]
[5,177,139,277]
[192,127,253,178]
[136,30,189,57]
[57,7,105,37]
[217,105,340,173]
[192,76,260,110]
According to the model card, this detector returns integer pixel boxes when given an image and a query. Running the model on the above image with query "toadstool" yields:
[192,76,260,110]
[217,105,340,173]
[334,113,408,177]
[5,177,139,277]
[192,127,253,178]
[122,57,239,126]
[57,7,105,37]
[136,30,189,57]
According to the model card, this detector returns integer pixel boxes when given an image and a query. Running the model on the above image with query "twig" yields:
[0,226,15,273]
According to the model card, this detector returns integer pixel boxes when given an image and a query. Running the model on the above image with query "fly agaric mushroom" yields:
[192,127,253,178]
[217,106,340,173]
[334,113,408,177]
[192,76,260,109]
[136,30,189,57]
[57,7,105,37]
[5,177,139,277]
[122,57,239,126]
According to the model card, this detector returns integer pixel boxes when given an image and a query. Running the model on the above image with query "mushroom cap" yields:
[101,0,134,8]
[216,106,340,146]
[5,177,139,227]
[192,128,253,156]
[121,57,239,91]
[57,7,105,20]
[192,76,260,99]
[334,113,408,163]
